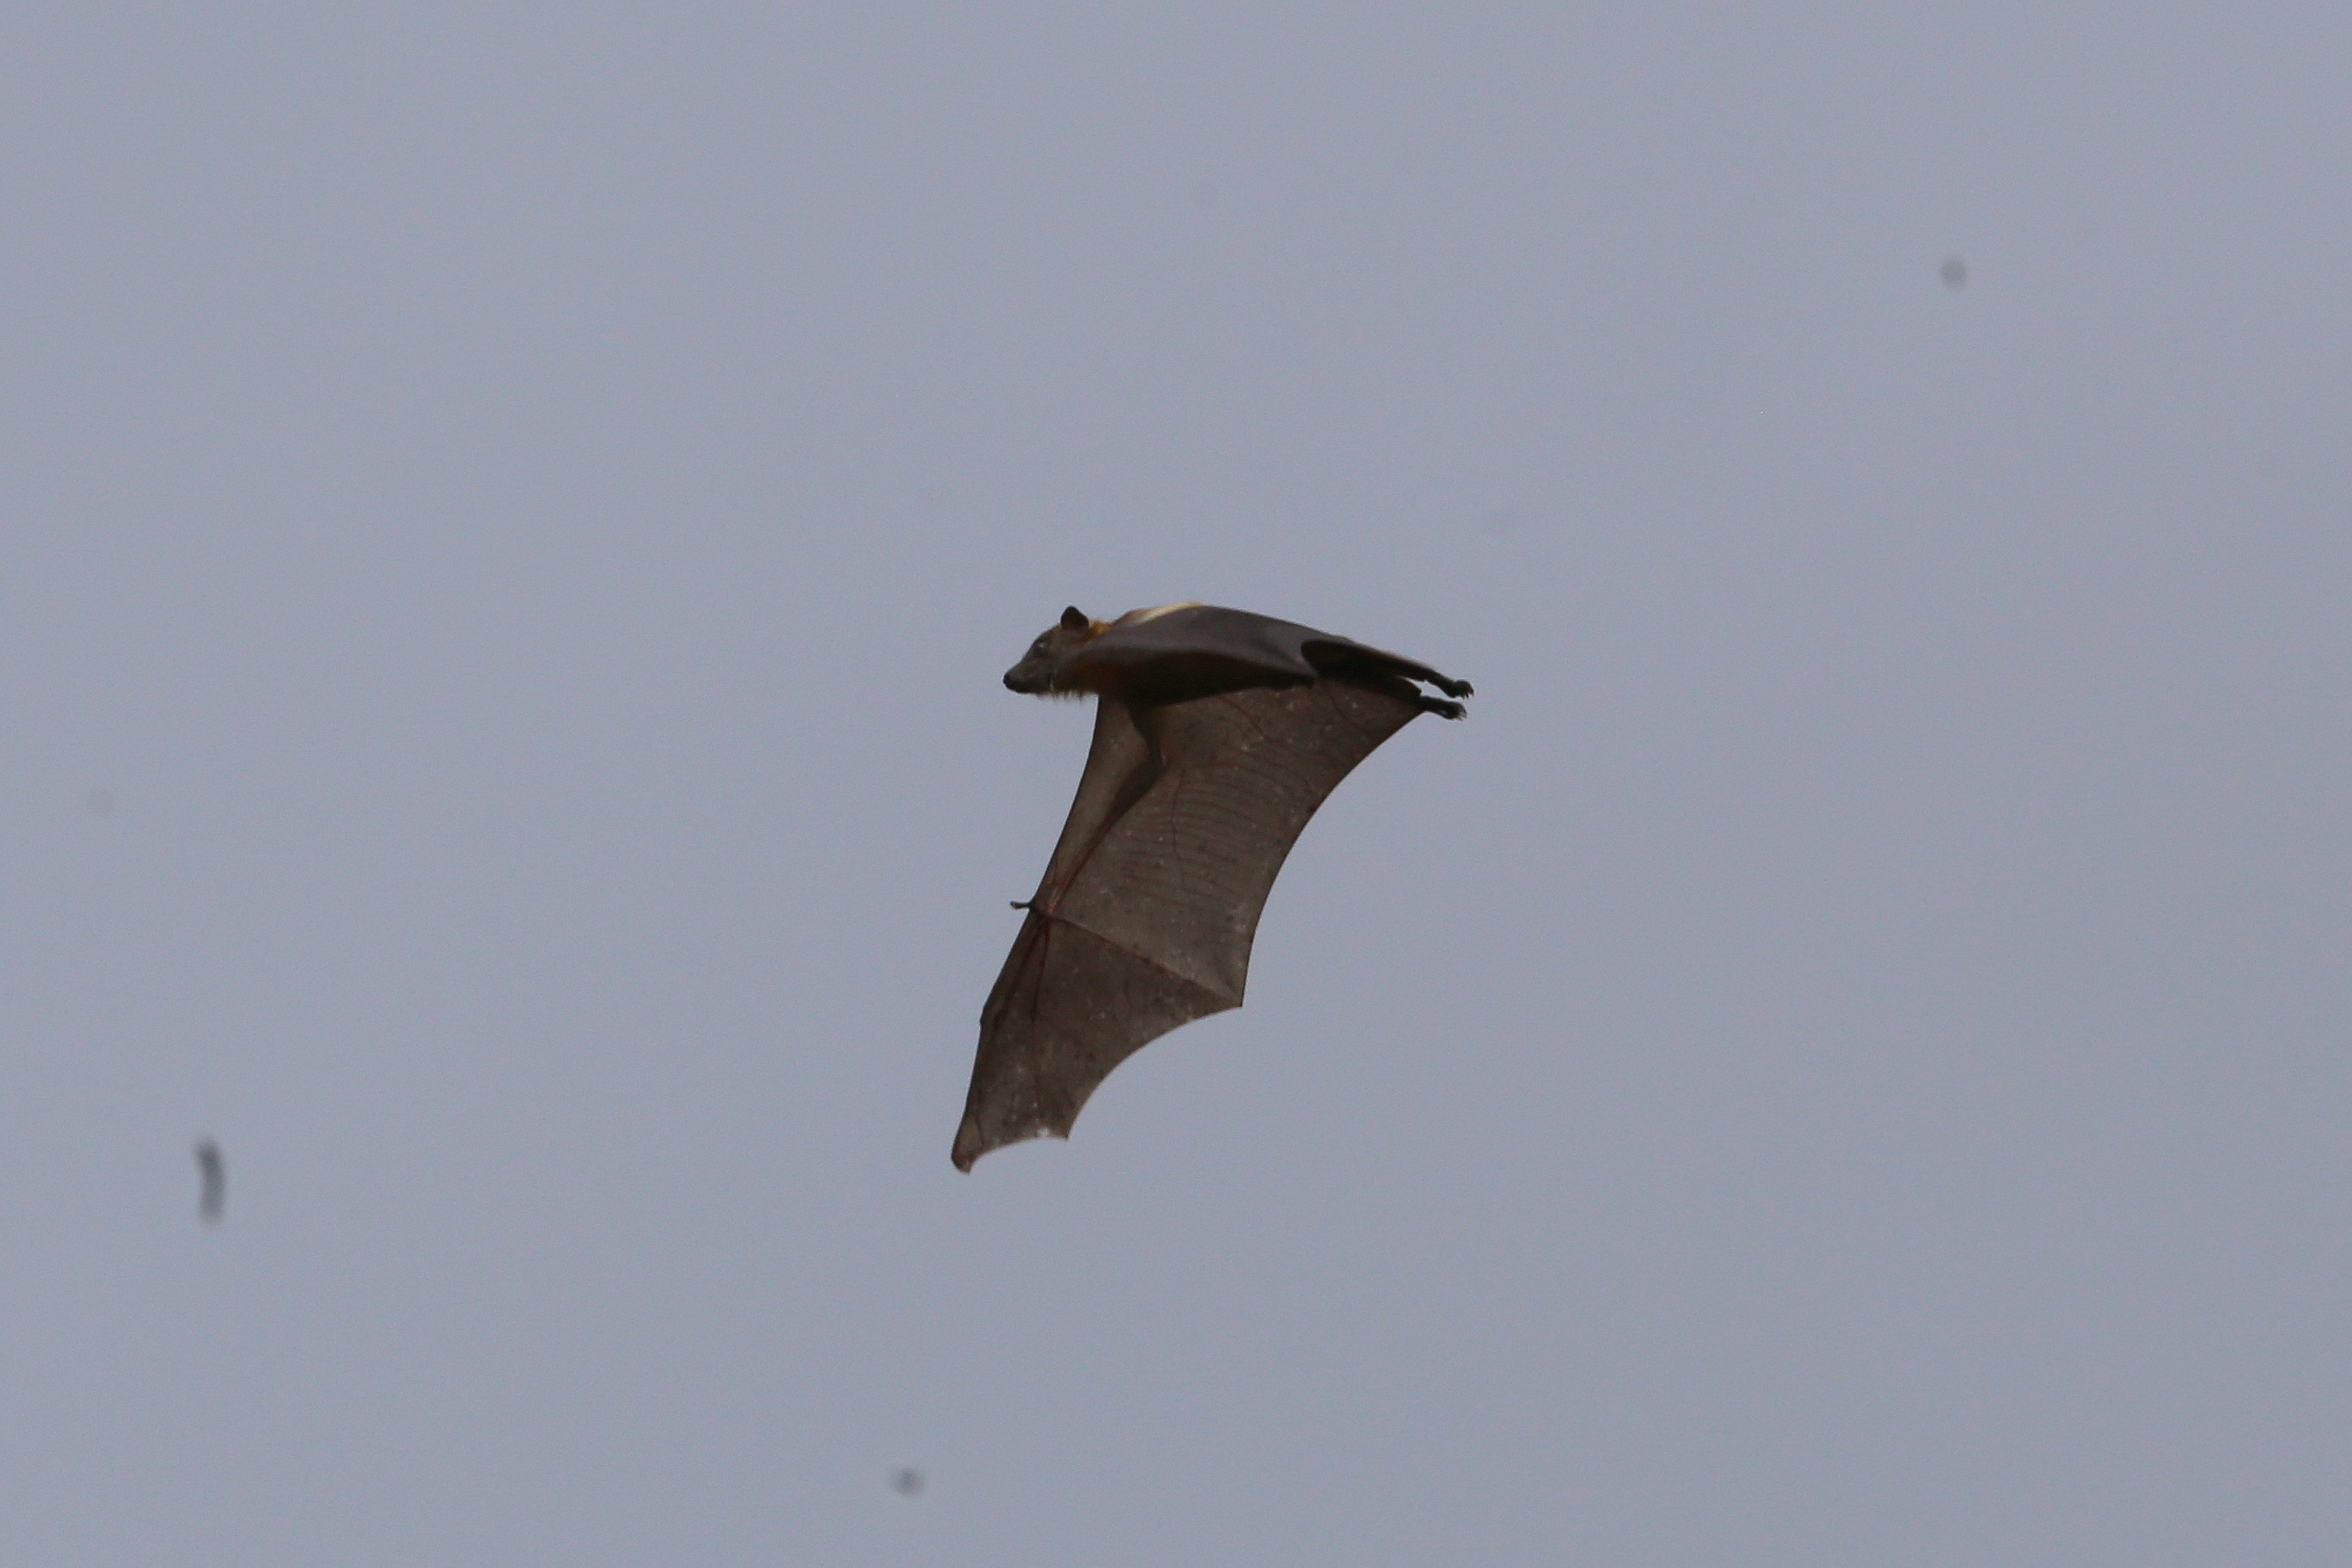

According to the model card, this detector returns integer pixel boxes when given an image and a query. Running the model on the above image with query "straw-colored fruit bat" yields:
[952,603,1472,1170]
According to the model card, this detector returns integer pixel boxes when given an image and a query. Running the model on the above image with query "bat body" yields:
[953,604,1471,1170]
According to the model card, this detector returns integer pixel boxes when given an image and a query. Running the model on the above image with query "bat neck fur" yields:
[1112,601,1201,627]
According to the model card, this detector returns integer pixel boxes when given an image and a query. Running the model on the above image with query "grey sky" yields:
[5,5,2347,1563]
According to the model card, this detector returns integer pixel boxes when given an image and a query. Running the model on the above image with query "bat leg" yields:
[1348,671,1467,720]
[1309,642,1472,703]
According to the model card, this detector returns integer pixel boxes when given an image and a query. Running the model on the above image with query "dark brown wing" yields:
[952,677,1423,1169]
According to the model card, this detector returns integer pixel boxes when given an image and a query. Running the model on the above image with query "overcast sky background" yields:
[5,5,2348,1563]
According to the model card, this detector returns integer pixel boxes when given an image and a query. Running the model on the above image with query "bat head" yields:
[1003,605,1105,695]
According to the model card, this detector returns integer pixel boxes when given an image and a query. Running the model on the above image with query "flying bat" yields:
[952,603,1472,1170]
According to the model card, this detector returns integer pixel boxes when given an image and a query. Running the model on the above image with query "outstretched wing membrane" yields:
[952,679,1422,1169]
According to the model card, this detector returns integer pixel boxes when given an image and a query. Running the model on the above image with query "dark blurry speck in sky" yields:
[196,1139,224,1223]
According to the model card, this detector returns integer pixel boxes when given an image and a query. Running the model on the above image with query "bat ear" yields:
[1060,605,1090,629]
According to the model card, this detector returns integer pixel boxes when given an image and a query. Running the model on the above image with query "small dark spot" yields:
[86,788,116,817]
[889,1467,925,1498]
[1940,255,1968,289]
[196,1138,225,1222]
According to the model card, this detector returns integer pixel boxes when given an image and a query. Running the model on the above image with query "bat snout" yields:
[1004,662,1057,695]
